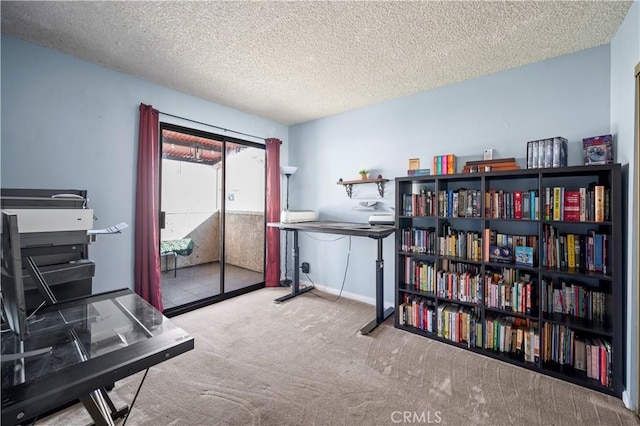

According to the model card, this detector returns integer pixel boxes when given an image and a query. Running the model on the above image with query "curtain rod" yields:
[158,111,267,141]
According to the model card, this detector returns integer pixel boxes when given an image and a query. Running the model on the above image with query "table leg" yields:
[360,237,394,335]
[80,390,116,426]
[274,230,313,303]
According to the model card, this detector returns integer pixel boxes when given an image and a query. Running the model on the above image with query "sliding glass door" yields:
[159,123,265,313]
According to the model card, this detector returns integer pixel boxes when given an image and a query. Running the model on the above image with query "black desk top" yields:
[268,221,395,238]
[1,289,194,425]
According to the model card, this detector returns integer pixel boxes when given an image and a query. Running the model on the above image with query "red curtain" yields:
[134,104,163,310]
[265,138,281,287]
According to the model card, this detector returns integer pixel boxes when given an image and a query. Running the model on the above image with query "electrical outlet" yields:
[301,262,310,273]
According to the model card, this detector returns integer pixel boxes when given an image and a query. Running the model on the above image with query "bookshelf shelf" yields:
[542,362,616,396]
[484,306,538,321]
[437,216,484,220]
[395,164,623,397]
[484,261,538,272]
[437,296,479,308]
[439,256,483,265]
[398,285,436,299]
[541,312,613,336]
[539,267,613,281]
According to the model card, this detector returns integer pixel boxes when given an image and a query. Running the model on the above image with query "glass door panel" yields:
[222,142,265,293]
[160,127,222,310]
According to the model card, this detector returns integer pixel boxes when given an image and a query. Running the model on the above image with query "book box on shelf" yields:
[395,164,623,396]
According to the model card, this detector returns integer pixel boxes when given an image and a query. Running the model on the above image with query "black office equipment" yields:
[0,203,194,425]
[1,189,94,311]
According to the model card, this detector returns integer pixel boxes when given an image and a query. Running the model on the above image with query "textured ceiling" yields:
[0,1,632,125]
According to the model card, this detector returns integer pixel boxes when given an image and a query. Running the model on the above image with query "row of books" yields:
[542,324,612,387]
[438,228,483,261]
[437,304,482,348]
[485,274,535,315]
[483,229,538,264]
[526,137,568,169]
[433,154,457,175]
[402,185,609,223]
[543,186,609,222]
[400,227,437,254]
[485,317,539,363]
[437,271,482,303]
[541,279,608,324]
[401,264,608,325]
[438,189,483,218]
[403,258,437,293]
[402,225,609,273]
[403,260,536,315]
[542,225,608,273]
[485,189,539,220]
[401,190,436,216]
[400,296,613,387]
[403,257,483,302]
[400,226,485,260]
[399,295,436,332]
[401,227,538,265]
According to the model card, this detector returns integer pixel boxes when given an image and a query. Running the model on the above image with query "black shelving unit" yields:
[394,164,623,397]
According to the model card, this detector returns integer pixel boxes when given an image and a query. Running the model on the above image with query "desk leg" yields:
[275,230,313,303]
[79,388,129,426]
[100,388,130,420]
[360,238,394,335]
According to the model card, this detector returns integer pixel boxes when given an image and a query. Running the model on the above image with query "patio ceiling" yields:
[162,129,245,166]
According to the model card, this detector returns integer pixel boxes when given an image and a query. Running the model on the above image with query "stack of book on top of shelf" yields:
[463,158,520,173]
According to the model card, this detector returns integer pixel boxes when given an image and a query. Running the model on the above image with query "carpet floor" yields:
[40,287,639,425]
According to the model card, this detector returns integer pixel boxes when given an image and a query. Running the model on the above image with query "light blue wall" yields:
[611,0,640,410]
[1,35,288,294]
[289,45,611,308]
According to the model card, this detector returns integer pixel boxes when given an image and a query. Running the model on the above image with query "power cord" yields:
[122,368,150,426]
[304,236,352,302]
[284,228,345,284]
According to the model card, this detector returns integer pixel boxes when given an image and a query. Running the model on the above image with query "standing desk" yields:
[268,221,395,335]
[1,289,194,426]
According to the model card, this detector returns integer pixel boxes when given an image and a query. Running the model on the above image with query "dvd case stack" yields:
[527,137,568,169]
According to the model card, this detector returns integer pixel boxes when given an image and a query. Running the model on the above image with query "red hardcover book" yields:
[514,191,522,219]
[563,190,581,221]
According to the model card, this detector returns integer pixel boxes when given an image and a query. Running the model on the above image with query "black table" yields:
[268,221,396,335]
[1,289,194,425]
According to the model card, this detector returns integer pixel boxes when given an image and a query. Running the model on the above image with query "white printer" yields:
[280,210,317,223]
[368,213,395,225]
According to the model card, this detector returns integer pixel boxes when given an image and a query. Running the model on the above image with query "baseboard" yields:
[622,390,637,411]
[299,279,394,310]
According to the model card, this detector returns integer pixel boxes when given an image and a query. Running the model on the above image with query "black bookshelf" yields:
[394,164,623,397]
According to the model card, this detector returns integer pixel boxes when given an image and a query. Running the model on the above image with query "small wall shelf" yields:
[337,178,389,198]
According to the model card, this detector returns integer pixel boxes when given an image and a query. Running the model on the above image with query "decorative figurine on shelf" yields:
[359,169,368,180]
